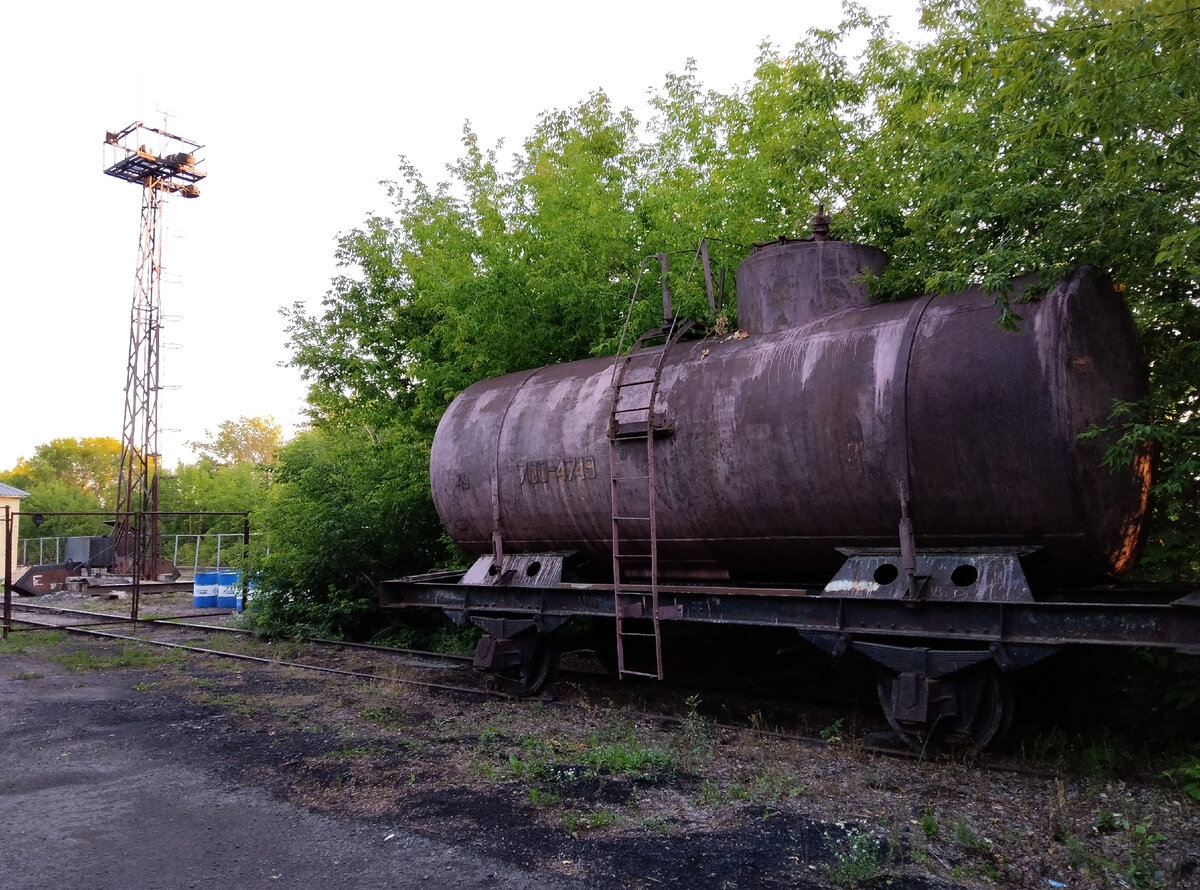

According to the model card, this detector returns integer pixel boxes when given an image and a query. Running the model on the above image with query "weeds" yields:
[674,694,715,764]
[824,825,886,887]
[53,646,177,672]
[1063,813,1164,889]
[526,787,560,807]
[1125,819,1165,889]
[820,718,845,744]
[1161,753,1200,801]
[361,705,405,729]
[951,816,981,850]
[920,809,940,839]
[581,737,671,778]
[694,770,804,807]
[561,808,617,837]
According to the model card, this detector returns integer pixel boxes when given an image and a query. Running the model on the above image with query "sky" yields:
[1,0,921,471]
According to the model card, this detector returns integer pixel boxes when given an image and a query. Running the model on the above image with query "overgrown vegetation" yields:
[254,0,1200,634]
[6,1,1199,640]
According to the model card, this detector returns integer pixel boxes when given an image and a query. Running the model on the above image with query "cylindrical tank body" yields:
[431,240,1150,584]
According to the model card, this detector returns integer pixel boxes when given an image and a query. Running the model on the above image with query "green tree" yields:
[273,0,1200,636]
[249,422,448,638]
[0,437,121,538]
[187,415,284,467]
[839,0,1200,577]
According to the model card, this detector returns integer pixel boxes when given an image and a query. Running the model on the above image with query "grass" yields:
[0,630,67,654]
[561,807,618,838]
[695,768,806,807]
[52,646,178,672]
[361,705,405,729]
[580,736,672,777]
[194,691,255,717]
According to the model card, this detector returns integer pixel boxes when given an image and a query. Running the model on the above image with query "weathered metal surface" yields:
[824,550,1034,603]
[14,564,77,596]
[65,536,115,569]
[379,576,1200,654]
[737,239,888,331]
[431,240,1148,586]
[462,553,565,587]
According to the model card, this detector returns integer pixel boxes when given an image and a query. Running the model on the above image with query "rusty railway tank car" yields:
[383,230,1200,750]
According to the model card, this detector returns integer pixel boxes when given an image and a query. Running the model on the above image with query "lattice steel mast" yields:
[102,122,205,584]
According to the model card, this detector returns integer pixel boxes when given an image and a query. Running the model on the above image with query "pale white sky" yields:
[0,0,920,471]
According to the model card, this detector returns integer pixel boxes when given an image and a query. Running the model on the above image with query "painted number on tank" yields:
[519,456,597,485]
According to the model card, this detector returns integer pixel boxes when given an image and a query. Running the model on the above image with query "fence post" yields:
[241,514,250,610]
[3,507,13,641]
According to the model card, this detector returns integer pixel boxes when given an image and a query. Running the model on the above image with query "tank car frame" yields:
[382,554,1200,748]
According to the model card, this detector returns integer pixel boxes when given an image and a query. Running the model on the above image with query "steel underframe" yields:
[380,574,1200,655]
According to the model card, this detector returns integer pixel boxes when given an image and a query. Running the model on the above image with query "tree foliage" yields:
[838,0,1200,578]
[1,422,282,558]
[272,0,1200,631]
[187,415,284,467]
[250,422,448,637]
[0,438,121,538]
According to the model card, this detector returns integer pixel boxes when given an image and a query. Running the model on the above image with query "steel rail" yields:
[45,622,507,698]
[9,601,474,664]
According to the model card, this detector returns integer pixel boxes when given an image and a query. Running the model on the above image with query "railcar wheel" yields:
[495,635,559,697]
[876,664,1013,752]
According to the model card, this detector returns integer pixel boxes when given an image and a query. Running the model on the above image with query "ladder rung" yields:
[619,669,662,679]
[612,474,651,481]
[624,348,664,361]
[618,375,656,386]
[613,514,650,521]
[617,630,658,639]
[611,426,650,440]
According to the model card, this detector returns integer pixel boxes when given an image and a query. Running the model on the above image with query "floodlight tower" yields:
[102,122,205,590]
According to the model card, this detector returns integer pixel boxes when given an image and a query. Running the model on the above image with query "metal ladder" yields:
[608,318,691,680]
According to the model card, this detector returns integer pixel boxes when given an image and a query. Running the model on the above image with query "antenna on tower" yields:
[103,121,205,616]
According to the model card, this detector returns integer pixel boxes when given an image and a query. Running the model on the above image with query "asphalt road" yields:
[0,651,583,890]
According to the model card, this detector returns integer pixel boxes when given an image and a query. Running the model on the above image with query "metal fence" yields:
[18,533,266,574]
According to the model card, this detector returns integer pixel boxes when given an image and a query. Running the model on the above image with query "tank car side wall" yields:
[429,368,538,555]
[430,358,617,563]
[906,268,1149,578]
[430,267,1151,583]
[1034,267,1150,574]
[493,359,617,561]
[650,309,919,575]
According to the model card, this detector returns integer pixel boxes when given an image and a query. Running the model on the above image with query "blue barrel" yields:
[193,572,218,608]
[217,571,241,609]
[235,580,256,612]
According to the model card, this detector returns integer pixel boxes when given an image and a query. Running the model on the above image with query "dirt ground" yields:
[2,628,1199,890]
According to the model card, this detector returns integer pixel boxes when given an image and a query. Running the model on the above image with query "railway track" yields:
[6,601,492,697]
[8,600,1042,764]
[7,599,878,744]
